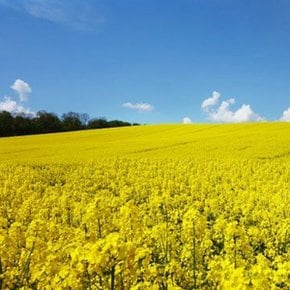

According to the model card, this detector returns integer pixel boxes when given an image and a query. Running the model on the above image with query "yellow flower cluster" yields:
[0,123,289,289]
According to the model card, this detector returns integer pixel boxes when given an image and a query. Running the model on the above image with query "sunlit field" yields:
[0,123,290,289]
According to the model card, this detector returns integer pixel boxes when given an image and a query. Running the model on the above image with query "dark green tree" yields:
[87,117,108,129]
[14,115,34,135]
[62,112,83,131]
[0,111,14,136]
[107,120,131,128]
[34,111,62,133]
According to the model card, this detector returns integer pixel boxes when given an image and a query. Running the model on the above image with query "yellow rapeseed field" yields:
[0,123,290,289]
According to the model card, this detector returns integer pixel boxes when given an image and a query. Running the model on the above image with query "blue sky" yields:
[0,0,290,123]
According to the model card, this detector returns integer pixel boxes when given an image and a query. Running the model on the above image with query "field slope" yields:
[0,123,290,289]
[0,122,290,162]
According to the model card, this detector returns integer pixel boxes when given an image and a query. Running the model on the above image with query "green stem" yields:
[0,256,3,289]
[111,265,115,290]
[234,235,237,268]
[193,223,197,289]
[20,242,35,286]
[97,218,102,239]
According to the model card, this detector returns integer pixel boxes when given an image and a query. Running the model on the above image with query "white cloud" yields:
[122,102,154,112]
[0,79,34,116]
[201,91,220,111]
[0,96,33,115]
[183,117,192,124]
[280,107,290,121]
[0,0,105,30]
[201,91,264,123]
[11,79,32,102]
[0,97,18,112]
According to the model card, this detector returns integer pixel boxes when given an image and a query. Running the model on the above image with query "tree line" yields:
[0,110,139,137]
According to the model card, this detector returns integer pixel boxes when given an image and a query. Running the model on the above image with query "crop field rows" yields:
[0,123,289,289]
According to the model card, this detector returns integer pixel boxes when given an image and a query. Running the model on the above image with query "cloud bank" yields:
[183,117,192,124]
[201,91,220,111]
[0,97,33,115]
[0,79,34,116]
[11,79,32,102]
[201,91,264,123]
[280,107,290,121]
[0,0,105,30]
[122,102,154,112]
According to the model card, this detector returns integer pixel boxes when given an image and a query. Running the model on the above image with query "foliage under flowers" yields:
[0,123,289,288]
